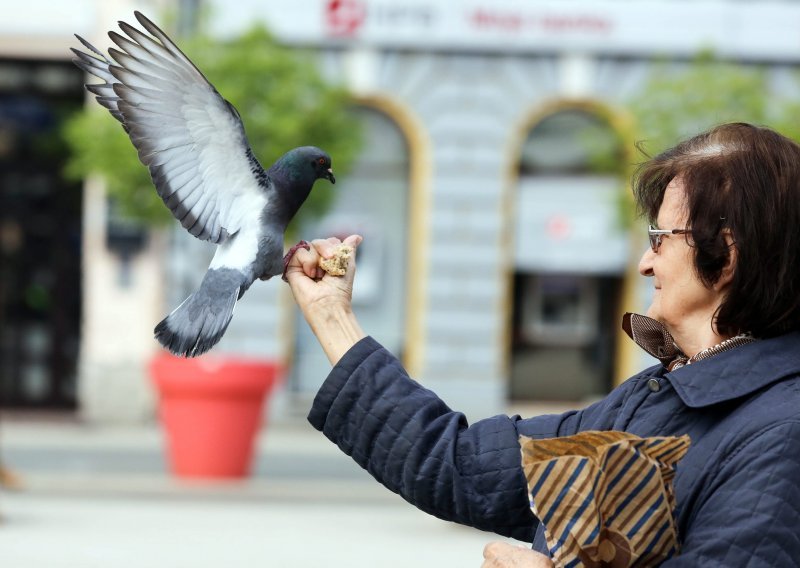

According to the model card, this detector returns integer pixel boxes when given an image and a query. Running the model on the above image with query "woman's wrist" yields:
[303,301,366,365]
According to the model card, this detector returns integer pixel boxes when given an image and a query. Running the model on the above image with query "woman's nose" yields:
[638,246,655,277]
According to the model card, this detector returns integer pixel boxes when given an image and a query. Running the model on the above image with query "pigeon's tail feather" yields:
[154,268,246,357]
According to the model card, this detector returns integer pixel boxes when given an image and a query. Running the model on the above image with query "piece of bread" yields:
[318,244,353,276]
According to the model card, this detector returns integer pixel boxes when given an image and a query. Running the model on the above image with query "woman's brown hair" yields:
[633,123,800,338]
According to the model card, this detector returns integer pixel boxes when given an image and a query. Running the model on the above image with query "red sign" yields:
[325,0,367,36]
[546,215,572,240]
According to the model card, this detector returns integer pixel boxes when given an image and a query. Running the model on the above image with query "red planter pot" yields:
[149,354,280,479]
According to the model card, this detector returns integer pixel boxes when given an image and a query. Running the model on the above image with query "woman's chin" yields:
[645,306,660,322]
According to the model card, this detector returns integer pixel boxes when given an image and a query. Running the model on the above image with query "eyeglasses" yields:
[648,225,692,253]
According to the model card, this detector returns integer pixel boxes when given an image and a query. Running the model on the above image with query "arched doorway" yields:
[290,105,411,393]
[509,106,628,401]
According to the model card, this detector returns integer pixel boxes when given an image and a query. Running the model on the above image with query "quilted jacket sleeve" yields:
[663,420,800,567]
[307,337,594,542]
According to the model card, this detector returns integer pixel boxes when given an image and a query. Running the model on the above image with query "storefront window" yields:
[510,106,624,401]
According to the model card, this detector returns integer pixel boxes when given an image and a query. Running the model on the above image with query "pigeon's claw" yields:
[282,240,311,283]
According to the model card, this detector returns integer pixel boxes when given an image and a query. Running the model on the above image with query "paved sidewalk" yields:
[0,413,541,568]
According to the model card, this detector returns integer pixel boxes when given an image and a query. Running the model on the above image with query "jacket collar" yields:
[663,331,800,408]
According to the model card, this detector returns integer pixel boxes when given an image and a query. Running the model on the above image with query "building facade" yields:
[3,0,800,421]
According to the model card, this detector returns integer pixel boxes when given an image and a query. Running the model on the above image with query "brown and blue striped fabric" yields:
[520,430,690,567]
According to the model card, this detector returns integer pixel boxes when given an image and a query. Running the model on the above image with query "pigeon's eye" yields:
[317,157,326,165]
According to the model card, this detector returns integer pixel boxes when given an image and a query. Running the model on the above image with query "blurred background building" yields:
[3,0,800,423]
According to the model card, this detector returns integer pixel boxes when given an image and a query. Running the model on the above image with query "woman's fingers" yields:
[342,234,363,247]
[293,246,323,279]
[310,237,343,258]
[481,542,555,567]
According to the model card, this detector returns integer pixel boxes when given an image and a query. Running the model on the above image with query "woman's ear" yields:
[716,229,737,290]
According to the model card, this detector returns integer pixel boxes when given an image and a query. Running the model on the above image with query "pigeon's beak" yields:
[326,168,336,184]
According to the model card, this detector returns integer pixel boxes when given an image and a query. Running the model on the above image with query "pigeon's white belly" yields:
[209,227,260,272]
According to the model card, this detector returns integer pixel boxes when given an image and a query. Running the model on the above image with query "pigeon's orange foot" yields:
[282,240,311,282]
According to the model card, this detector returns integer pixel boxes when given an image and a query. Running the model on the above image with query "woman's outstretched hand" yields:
[284,234,366,365]
[284,235,361,311]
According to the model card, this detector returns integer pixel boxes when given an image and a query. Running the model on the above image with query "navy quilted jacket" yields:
[308,333,800,566]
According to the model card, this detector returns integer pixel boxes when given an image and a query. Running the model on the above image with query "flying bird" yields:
[71,12,335,357]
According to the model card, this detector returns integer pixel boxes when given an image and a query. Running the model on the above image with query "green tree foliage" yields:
[628,51,784,158]
[619,51,800,224]
[63,25,361,229]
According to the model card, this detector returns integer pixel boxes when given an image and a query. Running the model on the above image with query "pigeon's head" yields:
[281,146,336,186]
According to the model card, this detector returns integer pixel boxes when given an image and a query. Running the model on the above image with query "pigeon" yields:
[71,12,335,357]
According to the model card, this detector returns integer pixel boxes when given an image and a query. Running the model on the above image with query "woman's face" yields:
[638,178,726,340]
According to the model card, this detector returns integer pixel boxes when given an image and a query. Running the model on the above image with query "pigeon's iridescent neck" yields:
[266,162,314,224]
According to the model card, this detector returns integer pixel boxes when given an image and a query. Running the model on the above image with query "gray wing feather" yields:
[72,11,268,244]
[71,43,126,125]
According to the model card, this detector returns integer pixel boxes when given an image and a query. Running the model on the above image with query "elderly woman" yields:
[284,123,800,566]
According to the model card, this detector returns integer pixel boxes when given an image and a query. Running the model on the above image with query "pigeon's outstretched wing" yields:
[71,11,267,244]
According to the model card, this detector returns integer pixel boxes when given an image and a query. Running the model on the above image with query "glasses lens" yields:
[648,226,659,252]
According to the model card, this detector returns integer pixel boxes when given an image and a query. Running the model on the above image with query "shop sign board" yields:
[212,0,800,62]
